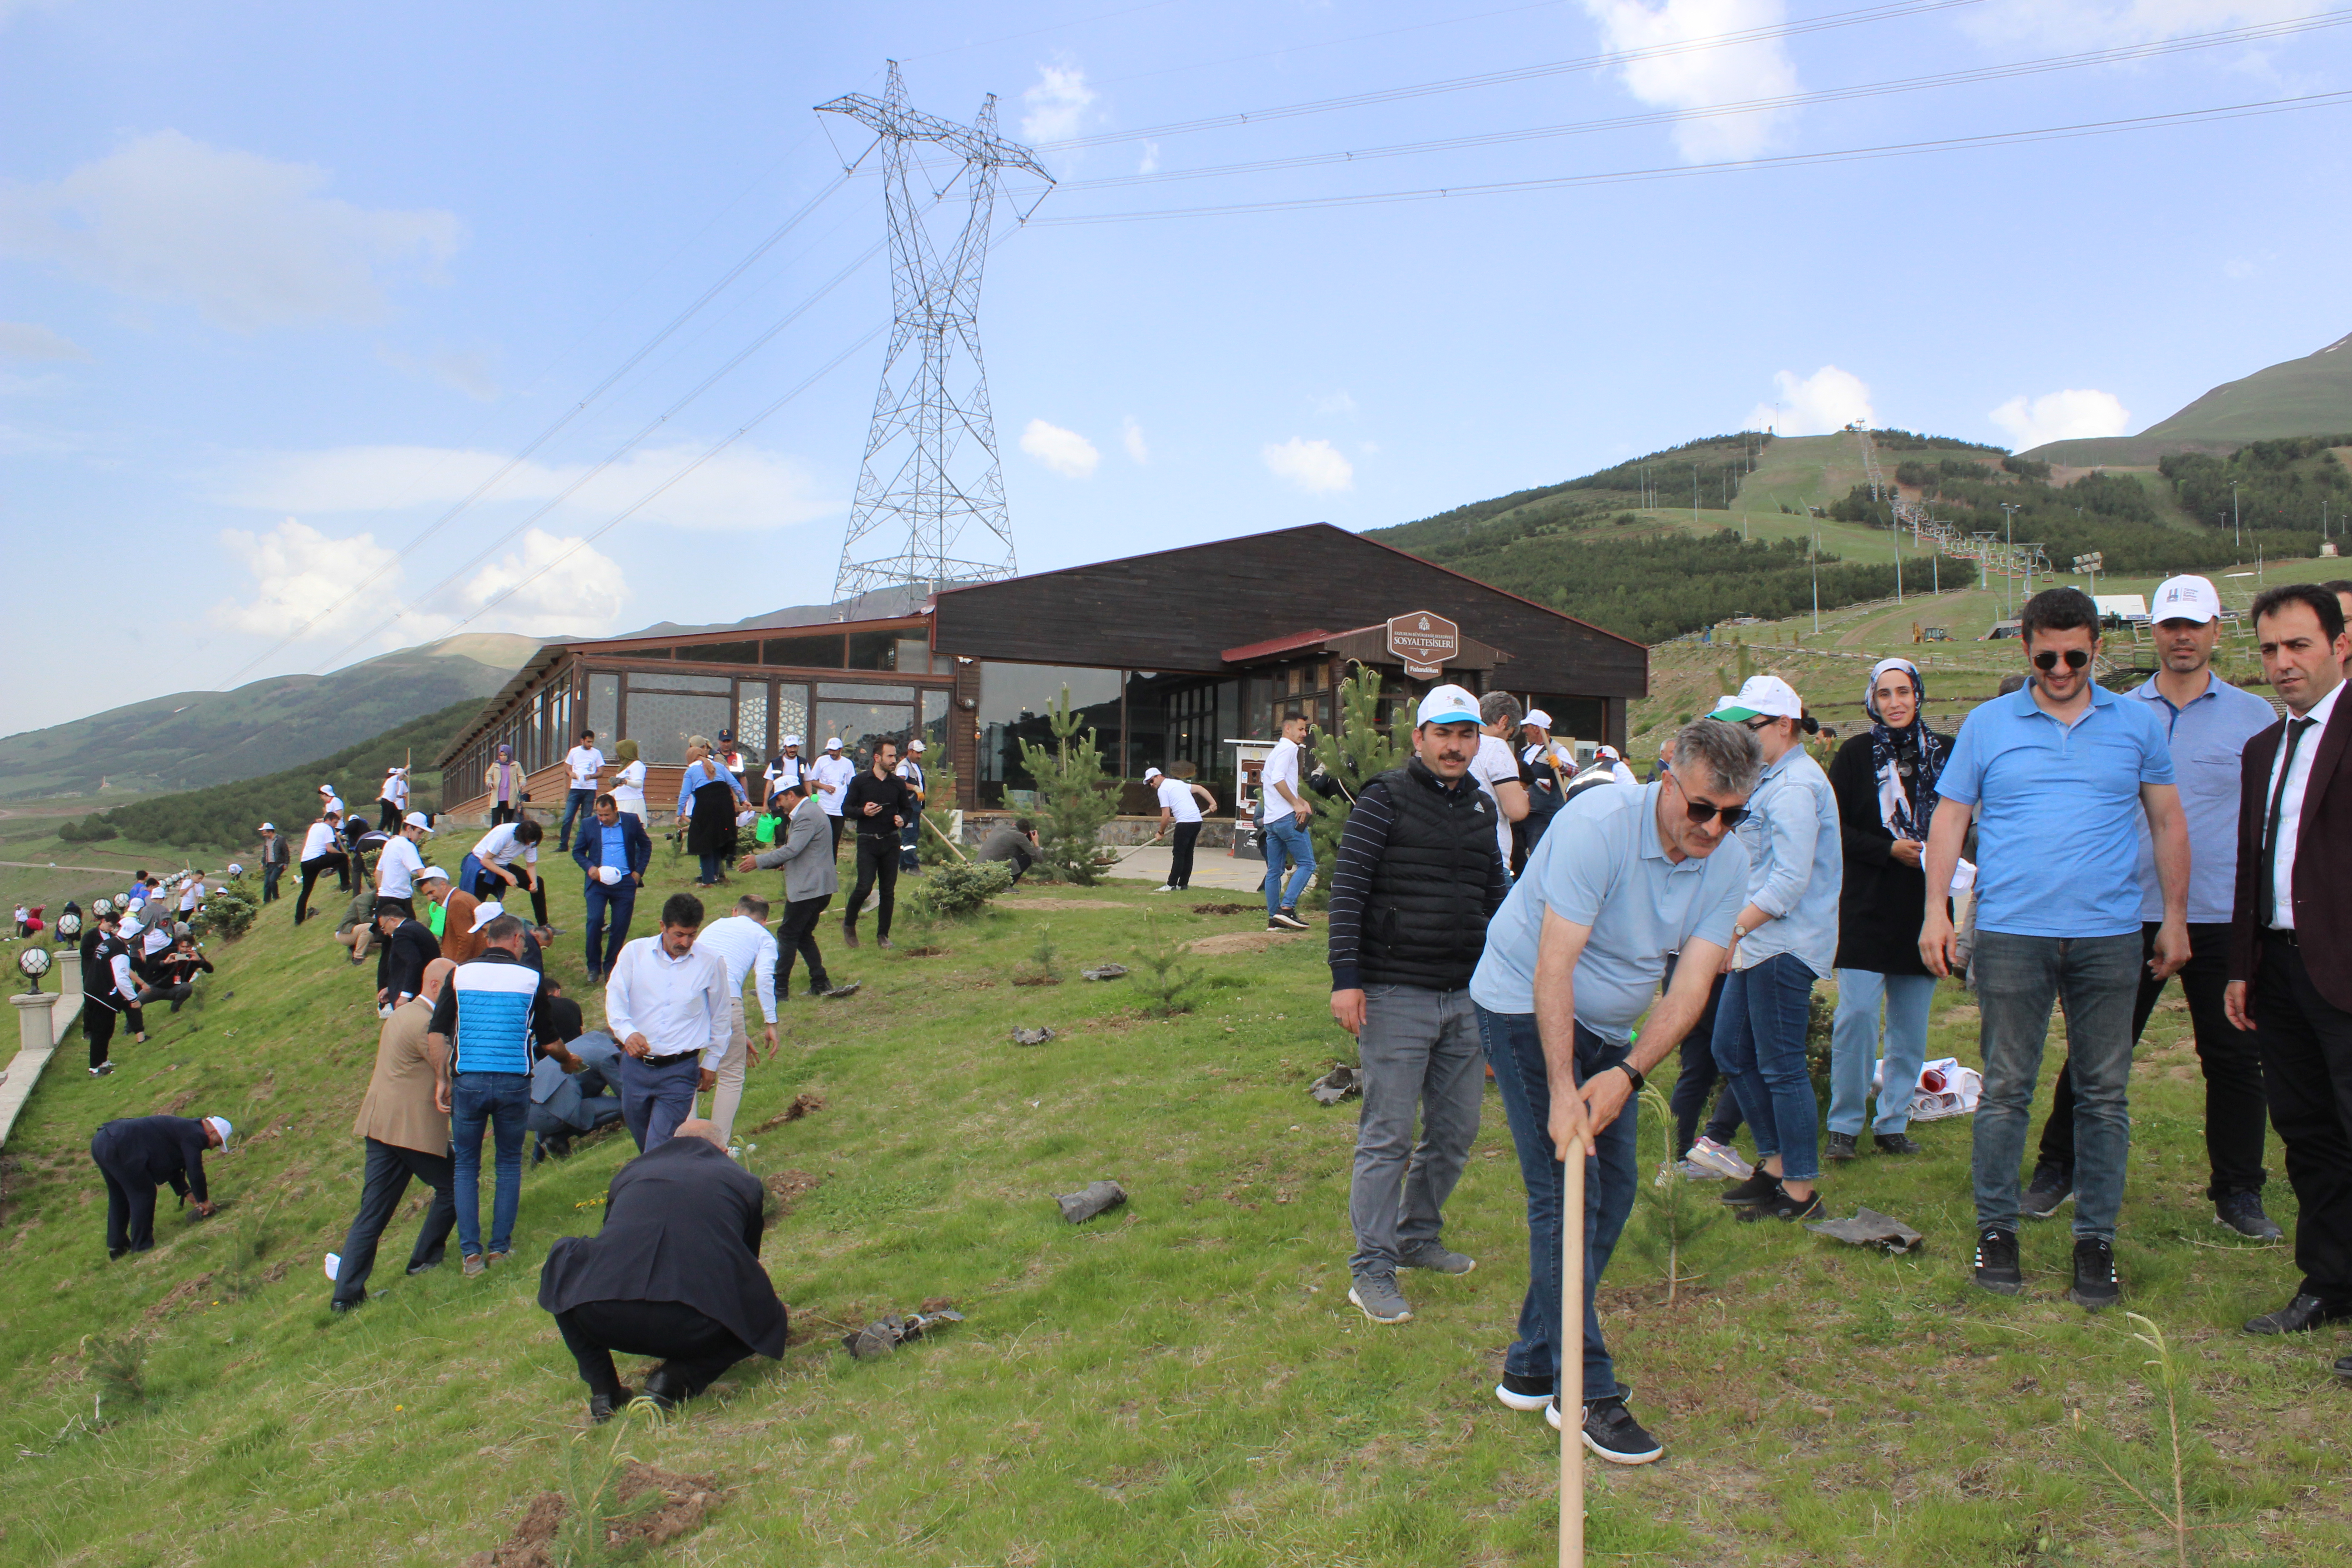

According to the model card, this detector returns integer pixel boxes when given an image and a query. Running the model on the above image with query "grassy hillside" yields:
[0,634,534,802]
[2027,330,2352,466]
[0,794,2346,1563]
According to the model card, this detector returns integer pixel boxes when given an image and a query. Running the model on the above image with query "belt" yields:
[2265,926,2299,947]
[645,1052,701,1065]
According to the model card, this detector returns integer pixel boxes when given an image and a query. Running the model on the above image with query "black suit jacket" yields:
[374,919,440,1001]
[537,1137,786,1357]
[2230,686,2352,1011]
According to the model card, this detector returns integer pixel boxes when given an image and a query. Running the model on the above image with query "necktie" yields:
[2260,717,2317,926]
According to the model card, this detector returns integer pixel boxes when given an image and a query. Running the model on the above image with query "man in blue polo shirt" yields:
[2022,576,2283,1239]
[1471,716,1758,1467]
[1922,587,2190,1311]
[573,792,652,985]
[428,912,558,1276]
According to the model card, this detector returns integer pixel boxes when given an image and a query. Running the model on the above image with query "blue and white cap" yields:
[1415,684,1482,726]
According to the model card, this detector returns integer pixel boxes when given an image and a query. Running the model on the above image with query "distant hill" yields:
[2027,331,2352,466]
[0,633,537,802]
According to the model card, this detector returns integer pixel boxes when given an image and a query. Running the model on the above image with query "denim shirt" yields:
[1730,744,1842,979]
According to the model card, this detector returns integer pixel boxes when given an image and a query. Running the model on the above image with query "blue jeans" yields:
[1260,814,1315,917]
[558,788,597,852]
[1477,1005,1637,1401]
[900,818,921,872]
[1712,951,1823,1184]
[1828,969,1937,1136]
[582,877,636,977]
[451,1072,529,1257]
[698,853,724,884]
[1971,929,2142,1241]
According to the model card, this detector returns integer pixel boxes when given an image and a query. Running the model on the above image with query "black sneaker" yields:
[1972,1228,2023,1295]
[1494,1370,1553,1412]
[1825,1132,1858,1161]
[2068,1238,2120,1311]
[1547,1395,1664,1465]
[1720,1168,1780,1206]
[2214,1191,2285,1241]
[1268,910,1308,932]
[1278,906,1309,927]
[2019,1162,2074,1220]
[1873,1132,1921,1156]
[1737,1182,1825,1224]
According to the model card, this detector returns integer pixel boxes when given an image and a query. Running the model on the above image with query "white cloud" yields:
[1582,0,1801,161]
[1746,365,1873,435]
[211,441,835,532]
[455,527,626,638]
[1137,142,1160,176]
[1965,0,2305,48]
[213,518,402,637]
[0,320,88,360]
[1122,416,1149,465]
[1263,436,1354,494]
[1312,390,1358,416]
[1989,389,2132,449]
[1019,418,1099,478]
[0,131,463,331]
[1021,60,1097,144]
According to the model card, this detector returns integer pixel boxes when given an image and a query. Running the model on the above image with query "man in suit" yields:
[331,959,459,1309]
[740,780,852,999]
[536,1117,788,1421]
[2226,583,2352,1381]
[372,905,441,1014]
[90,1113,231,1258]
[573,792,653,984]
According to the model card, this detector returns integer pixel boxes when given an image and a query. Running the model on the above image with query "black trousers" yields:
[294,854,347,924]
[1169,822,1201,889]
[2036,921,2266,1198]
[847,835,898,940]
[90,1131,159,1254]
[491,802,519,825]
[554,1298,762,1401]
[378,800,402,832]
[84,1000,119,1069]
[1664,962,1743,1154]
[827,814,845,853]
[333,1138,456,1305]
[2252,939,2352,1303]
[473,866,548,927]
[778,894,833,993]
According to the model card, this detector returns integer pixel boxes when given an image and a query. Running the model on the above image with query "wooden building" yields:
[438,524,1645,820]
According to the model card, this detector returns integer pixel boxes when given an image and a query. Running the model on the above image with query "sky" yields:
[4,0,2349,734]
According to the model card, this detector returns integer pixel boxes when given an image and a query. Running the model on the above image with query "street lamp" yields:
[2232,480,2241,549]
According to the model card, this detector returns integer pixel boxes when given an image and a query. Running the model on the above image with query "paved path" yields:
[0,858,140,876]
[1098,844,1268,894]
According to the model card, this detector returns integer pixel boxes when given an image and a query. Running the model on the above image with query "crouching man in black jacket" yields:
[537,1117,787,1421]
[1327,683,1510,1326]
[90,1113,232,1258]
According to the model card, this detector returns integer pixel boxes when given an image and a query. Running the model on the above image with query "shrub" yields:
[195,874,260,941]
[58,815,118,843]
[903,861,1012,921]
[1305,662,1407,909]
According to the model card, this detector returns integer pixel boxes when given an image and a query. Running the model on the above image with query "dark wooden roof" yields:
[931,524,1646,698]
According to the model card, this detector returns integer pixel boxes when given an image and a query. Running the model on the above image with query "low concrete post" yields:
[10,992,59,1055]
[55,948,83,1007]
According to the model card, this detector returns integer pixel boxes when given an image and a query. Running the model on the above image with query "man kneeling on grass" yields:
[1327,683,1509,1325]
[538,1117,788,1421]
[1470,717,1759,1466]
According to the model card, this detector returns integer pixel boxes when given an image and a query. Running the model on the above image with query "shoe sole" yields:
[1972,1274,2024,1296]
[1495,1383,1552,1412]
[1346,1287,1411,1324]
[1686,1147,1752,1181]
[2214,1214,2285,1241]
[2019,1191,2075,1220]
[2069,1289,2120,1311]
[1400,1256,1476,1275]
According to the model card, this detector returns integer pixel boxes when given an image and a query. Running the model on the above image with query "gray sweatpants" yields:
[1348,982,1484,1279]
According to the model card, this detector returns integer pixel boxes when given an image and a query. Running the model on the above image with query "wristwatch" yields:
[1730,921,1752,944]
[1616,1062,1646,1094]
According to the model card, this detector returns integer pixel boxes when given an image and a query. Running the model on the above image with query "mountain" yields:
[0,633,537,802]
[2025,331,2352,466]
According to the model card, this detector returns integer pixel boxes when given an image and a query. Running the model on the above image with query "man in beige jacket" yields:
[329,958,461,1311]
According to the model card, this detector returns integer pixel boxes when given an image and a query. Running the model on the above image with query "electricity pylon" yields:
[819,63,1052,601]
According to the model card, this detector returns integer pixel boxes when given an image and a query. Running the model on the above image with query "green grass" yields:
[1,826,2347,1566]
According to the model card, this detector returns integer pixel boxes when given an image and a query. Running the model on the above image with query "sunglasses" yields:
[1669,773,1750,829]
[2032,649,2091,671]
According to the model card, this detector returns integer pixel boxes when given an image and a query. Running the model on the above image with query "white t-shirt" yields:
[811,754,858,816]
[1471,734,1521,867]
[320,791,346,819]
[766,754,805,792]
[472,822,539,870]
[380,774,408,808]
[565,745,605,790]
[1259,737,1303,824]
[299,821,339,861]
[611,759,647,818]
[377,835,426,899]
[1157,777,1203,824]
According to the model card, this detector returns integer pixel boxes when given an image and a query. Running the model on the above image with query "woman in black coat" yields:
[678,737,747,887]
[1823,657,1951,1160]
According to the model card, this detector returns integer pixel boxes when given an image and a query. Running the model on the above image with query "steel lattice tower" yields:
[818,64,1051,600]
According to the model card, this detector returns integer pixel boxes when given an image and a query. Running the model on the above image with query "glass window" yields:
[818,681,914,703]
[847,630,900,670]
[920,688,949,760]
[975,663,1122,800]
[895,637,931,675]
[737,688,769,758]
[815,701,915,762]
[621,692,730,765]
[587,672,618,746]
[629,671,731,695]
[675,641,761,666]
[775,684,809,748]
[764,634,844,668]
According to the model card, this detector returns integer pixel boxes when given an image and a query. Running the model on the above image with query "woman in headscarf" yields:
[609,738,647,823]
[677,736,747,886]
[1823,657,1952,1161]
[485,745,525,826]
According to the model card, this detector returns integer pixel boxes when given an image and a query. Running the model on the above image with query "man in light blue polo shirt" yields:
[2023,575,2283,1239]
[1922,587,2190,1311]
[1471,717,1758,1466]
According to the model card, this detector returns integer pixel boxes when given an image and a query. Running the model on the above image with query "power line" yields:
[1062,10,2352,191]
[1028,88,2352,224]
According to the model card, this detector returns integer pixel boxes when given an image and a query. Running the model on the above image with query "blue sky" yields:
[4,0,2348,733]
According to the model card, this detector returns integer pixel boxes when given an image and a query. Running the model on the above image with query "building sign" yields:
[1385,610,1460,678]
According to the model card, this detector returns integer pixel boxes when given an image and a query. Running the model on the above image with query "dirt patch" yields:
[468,1462,718,1568]
[1943,1004,1980,1025]
[1189,930,1308,956]
[1190,903,1253,916]
[763,1170,825,1217]
[144,1272,217,1321]
[897,945,948,957]
[1010,973,1061,987]
[751,1093,825,1134]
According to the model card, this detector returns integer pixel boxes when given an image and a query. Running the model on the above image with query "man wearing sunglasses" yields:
[1471,716,1761,1465]
[1922,587,2190,1312]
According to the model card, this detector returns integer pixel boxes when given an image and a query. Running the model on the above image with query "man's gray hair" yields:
[1669,718,1762,798]
[1480,690,1523,727]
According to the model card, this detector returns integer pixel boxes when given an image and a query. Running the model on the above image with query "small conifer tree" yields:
[1016,686,1117,884]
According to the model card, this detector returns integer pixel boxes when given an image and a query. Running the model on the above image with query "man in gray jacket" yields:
[738,781,853,999]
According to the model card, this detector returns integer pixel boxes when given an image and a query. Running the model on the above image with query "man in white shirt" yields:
[1148,765,1215,893]
[1260,712,1315,932]
[765,735,807,802]
[693,895,780,1142]
[559,728,607,856]
[319,782,346,822]
[810,739,858,854]
[1472,692,1532,872]
[377,767,410,833]
[605,892,732,1152]
[294,811,349,927]
[375,812,436,919]
[896,739,929,872]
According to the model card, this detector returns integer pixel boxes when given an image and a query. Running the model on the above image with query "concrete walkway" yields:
[0,956,80,1149]
[1098,844,1269,894]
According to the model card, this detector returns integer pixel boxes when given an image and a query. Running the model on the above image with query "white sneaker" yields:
[1685,1137,1754,1182]
[1149,884,1177,894]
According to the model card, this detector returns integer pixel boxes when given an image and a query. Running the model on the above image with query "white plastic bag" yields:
[1871,1054,1982,1121]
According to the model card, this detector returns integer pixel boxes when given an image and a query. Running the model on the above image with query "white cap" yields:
[907,739,926,753]
[469,901,506,933]
[403,811,435,833]
[226,862,243,876]
[1597,745,1622,761]
[204,1116,234,1150]
[1415,683,1482,727]
[1523,709,1553,730]
[2151,575,2221,625]
[1144,767,1163,780]
[418,865,449,884]
[259,822,274,831]
[318,783,335,794]
[825,737,843,750]
[1710,674,1804,723]
[782,734,802,747]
